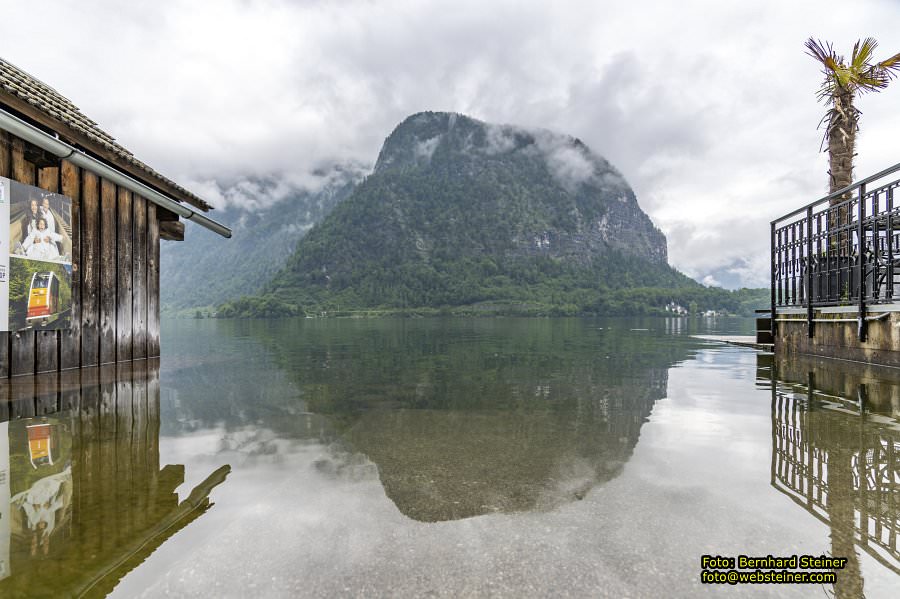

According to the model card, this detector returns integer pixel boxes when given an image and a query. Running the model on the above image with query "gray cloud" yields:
[185,163,369,212]
[2,0,899,287]
[531,131,597,192]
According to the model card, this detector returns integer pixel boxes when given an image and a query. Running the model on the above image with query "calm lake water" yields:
[1,316,899,597]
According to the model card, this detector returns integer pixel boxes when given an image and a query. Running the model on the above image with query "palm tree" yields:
[805,37,900,203]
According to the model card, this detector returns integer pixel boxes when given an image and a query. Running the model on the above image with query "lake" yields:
[1,316,898,597]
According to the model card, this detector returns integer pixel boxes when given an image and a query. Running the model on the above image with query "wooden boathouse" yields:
[0,58,229,377]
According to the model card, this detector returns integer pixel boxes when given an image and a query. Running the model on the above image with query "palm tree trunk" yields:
[827,89,858,260]
[828,89,857,201]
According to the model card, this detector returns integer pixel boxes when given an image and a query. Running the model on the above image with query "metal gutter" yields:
[0,106,231,238]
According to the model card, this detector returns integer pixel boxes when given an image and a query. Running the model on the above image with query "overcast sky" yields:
[2,0,899,287]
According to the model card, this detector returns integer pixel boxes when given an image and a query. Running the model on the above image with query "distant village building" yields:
[0,58,229,377]
[664,301,686,315]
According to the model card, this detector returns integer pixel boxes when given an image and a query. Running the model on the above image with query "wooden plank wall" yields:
[0,132,162,376]
[10,137,36,376]
[60,160,82,370]
[0,131,11,378]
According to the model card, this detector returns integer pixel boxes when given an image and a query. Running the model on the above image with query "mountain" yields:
[160,166,364,311]
[374,112,668,264]
[260,111,697,315]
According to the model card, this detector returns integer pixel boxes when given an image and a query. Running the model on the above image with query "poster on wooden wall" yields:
[0,176,73,332]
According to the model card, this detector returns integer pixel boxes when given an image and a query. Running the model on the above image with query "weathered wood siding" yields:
[60,159,82,370]
[117,188,133,361]
[133,195,148,360]
[0,130,11,377]
[10,137,35,376]
[100,179,117,364]
[0,132,166,376]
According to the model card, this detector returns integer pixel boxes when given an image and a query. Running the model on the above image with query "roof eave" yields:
[0,90,212,212]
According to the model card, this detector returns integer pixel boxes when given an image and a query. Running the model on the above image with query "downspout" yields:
[0,106,231,238]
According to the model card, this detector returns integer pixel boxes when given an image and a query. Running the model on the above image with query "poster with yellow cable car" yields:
[0,176,72,331]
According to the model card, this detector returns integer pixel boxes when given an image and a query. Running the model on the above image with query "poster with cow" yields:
[0,176,73,331]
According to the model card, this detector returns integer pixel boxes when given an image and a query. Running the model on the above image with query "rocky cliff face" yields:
[270,112,691,310]
[374,111,668,265]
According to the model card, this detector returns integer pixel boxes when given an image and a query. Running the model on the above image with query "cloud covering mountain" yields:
[5,0,900,287]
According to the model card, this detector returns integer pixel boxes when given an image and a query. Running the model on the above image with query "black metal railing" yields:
[771,162,900,339]
[771,388,900,576]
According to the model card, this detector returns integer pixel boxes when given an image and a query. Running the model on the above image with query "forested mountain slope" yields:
[264,112,698,314]
[161,166,362,311]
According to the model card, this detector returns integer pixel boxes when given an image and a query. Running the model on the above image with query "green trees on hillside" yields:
[217,295,300,318]
[215,112,768,318]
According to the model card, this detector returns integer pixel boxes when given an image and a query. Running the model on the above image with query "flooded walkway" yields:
[0,318,897,597]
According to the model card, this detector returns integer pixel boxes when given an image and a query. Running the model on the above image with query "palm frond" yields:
[831,63,854,89]
[877,51,900,79]
[851,37,879,70]
[815,83,833,102]
[805,38,837,67]
[856,68,889,92]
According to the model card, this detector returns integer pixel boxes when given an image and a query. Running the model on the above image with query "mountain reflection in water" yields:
[163,318,686,522]
[0,361,229,599]
[763,353,900,599]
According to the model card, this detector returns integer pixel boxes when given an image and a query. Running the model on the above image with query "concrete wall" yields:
[775,309,900,367]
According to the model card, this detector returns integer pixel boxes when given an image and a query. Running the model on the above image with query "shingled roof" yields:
[0,57,210,211]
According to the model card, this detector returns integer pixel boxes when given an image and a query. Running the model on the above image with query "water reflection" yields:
[0,361,229,599]
[166,318,692,522]
[766,354,900,598]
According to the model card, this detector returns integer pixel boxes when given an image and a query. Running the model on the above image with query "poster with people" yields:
[0,176,73,332]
